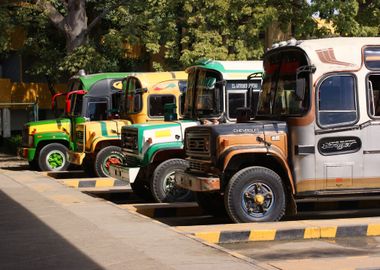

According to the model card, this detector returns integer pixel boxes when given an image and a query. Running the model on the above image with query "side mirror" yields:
[296,78,306,101]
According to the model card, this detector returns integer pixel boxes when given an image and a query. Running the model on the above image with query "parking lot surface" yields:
[0,153,265,270]
[2,152,380,270]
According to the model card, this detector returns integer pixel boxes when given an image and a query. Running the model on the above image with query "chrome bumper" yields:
[109,164,140,184]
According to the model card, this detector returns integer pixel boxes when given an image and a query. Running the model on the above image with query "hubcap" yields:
[46,150,65,170]
[103,155,122,174]
[162,171,189,200]
[241,182,274,218]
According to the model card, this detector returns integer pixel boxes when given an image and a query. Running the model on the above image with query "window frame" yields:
[316,73,359,129]
[364,46,380,71]
[226,90,247,120]
[366,73,380,119]
[125,77,144,114]
[86,98,109,121]
[147,94,176,118]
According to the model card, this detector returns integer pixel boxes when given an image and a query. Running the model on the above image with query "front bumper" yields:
[68,150,86,165]
[109,164,140,184]
[17,147,36,161]
[175,171,220,192]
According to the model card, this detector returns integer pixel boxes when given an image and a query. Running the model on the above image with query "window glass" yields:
[180,94,185,115]
[318,75,357,127]
[149,95,176,117]
[125,78,143,113]
[68,80,83,91]
[364,47,380,70]
[87,101,108,120]
[259,50,309,116]
[71,94,83,116]
[225,79,261,119]
[111,91,122,115]
[183,71,196,117]
[367,74,380,117]
[194,70,223,117]
[228,92,246,119]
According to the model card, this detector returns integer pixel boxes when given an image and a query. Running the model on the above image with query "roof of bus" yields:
[125,71,187,90]
[268,37,380,73]
[70,72,133,90]
[186,60,263,79]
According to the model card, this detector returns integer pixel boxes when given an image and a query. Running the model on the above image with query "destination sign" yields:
[226,80,261,91]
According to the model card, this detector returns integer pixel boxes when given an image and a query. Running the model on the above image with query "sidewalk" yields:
[0,167,269,270]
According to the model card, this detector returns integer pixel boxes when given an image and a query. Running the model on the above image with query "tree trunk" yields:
[36,0,88,53]
[65,0,87,53]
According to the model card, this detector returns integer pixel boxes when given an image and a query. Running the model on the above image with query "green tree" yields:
[118,0,276,69]
[311,0,380,36]
[6,0,129,80]
[0,3,15,56]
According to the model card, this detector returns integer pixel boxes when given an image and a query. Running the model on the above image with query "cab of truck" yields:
[109,60,263,203]
[176,37,380,223]
[67,72,187,177]
[19,72,130,172]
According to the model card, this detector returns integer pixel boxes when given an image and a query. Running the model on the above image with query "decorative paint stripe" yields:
[316,48,355,67]
[155,129,172,138]
[189,224,380,244]
[100,121,108,137]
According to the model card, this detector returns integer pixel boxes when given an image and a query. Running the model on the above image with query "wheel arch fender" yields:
[222,148,295,194]
[91,138,122,153]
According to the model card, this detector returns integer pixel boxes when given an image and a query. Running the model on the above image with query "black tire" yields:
[94,146,125,177]
[131,178,154,202]
[195,192,227,217]
[28,158,40,171]
[151,159,193,203]
[38,143,69,171]
[225,166,286,223]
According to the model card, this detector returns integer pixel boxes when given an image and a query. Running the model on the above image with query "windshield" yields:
[124,77,143,114]
[52,93,67,117]
[184,69,223,119]
[258,49,310,117]
[70,93,83,116]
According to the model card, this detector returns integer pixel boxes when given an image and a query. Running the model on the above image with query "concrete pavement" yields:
[0,167,269,270]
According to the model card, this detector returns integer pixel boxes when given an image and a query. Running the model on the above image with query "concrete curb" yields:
[58,178,128,188]
[176,221,380,244]
[119,202,203,218]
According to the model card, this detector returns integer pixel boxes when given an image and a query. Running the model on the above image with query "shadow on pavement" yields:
[0,191,103,270]
[0,165,30,171]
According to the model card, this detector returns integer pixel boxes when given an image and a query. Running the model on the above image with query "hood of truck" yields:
[25,118,71,135]
[185,121,288,163]
[200,121,288,137]
[81,120,131,138]
[122,120,199,155]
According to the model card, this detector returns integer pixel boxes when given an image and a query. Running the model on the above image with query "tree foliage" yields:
[0,0,379,82]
